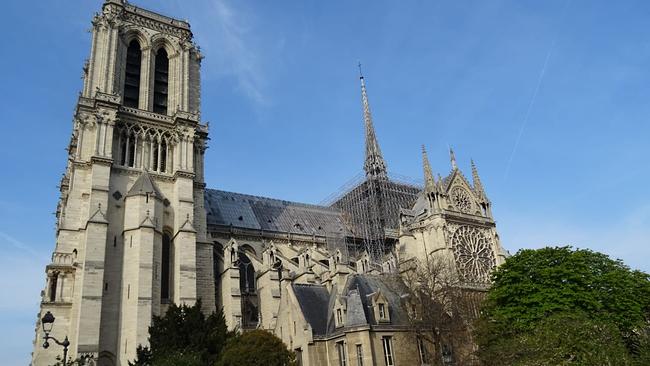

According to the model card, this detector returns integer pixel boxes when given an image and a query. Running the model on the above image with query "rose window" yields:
[451,226,496,283]
[451,186,472,213]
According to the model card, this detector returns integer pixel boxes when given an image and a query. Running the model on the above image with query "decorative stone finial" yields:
[449,147,457,170]
[421,145,437,194]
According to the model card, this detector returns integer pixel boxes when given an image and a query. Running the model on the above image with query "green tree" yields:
[216,330,297,366]
[129,300,231,365]
[478,312,632,366]
[476,246,650,365]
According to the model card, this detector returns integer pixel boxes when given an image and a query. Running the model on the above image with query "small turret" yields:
[471,159,486,199]
[471,159,492,217]
[421,145,437,194]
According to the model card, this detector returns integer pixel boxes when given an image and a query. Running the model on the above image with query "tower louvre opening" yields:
[153,48,169,114]
[124,40,142,108]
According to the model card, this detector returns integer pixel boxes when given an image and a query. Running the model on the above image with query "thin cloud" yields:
[0,230,39,256]
[503,0,572,180]
[176,0,270,105]
[503,41,554,180]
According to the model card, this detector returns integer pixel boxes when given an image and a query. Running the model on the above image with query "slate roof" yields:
[344,288,368,327]
[292,284,331,336]
[344,274,410,327]
[205,189,346,235]
[127,170,164,198]
[292,274,410,338]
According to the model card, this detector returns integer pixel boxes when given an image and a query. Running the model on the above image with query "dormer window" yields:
[370,292,391,323]
[336,308,344,327]
[335,299,347,328]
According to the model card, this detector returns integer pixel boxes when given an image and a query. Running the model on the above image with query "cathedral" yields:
[31,1,508,365]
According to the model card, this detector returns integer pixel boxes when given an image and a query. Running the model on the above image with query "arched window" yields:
[123,40,142,108]
[238,253,255,294]
[161,233,172,301]
[160,139,167,173]
[153,48,169,114]
[49,271,59,302]
[119,132,127,165]
[152,140,159,171]
[119,131,136,167]
[127,133,135,167]
[213,243,222,305]
[238,252,258,328]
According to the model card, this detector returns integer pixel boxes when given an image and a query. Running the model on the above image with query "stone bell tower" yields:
[31,1,211,365]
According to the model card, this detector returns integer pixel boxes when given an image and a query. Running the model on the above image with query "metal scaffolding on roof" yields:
[325,173,420,262]
[322,71,421,262]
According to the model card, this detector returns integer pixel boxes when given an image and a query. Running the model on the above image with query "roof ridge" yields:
[206,188,340,212]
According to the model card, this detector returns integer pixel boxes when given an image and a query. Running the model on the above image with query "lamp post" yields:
[41,311,70,366]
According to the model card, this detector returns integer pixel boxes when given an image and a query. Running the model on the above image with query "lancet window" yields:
[153,48,169,114]
[161,233,172,301]
[118,130,137,167]
[114,124,175,173]
[123,40,142,108]
[238,252,259,328]
[48,271,59,302]
[239,253,255,294]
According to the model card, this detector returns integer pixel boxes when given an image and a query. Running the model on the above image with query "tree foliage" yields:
[129,300,231,366]
[476,246,650,365]
[128,301,296,366]
[216,330,297,366]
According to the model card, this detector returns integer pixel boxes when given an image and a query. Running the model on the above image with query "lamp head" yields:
[41,311,55,333]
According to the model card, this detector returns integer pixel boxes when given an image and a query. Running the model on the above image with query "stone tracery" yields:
[451,225,496,284]
[451,186,472,213]
[113,122,177,173]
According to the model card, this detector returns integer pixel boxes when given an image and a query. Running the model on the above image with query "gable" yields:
[444,171,483,215]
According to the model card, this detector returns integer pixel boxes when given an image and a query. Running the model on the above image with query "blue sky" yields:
[1,0,650,364]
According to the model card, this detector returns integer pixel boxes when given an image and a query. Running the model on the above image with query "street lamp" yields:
[41,311,70,366]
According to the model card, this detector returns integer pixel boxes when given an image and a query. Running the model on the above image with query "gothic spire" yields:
[359,65,388,180]
[422,145,437,193]
[471,159,486,197]
[449,147,458,170]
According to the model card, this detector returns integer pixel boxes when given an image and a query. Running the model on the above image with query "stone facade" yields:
[32,1,508,366]
[31,1,207,365]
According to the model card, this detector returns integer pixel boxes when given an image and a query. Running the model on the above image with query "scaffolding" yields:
[323,172,421,262]
[320,71,423,263]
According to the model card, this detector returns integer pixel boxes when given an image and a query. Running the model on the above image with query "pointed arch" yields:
[49,271,60,302]
[123,40,142,108]
[153,47,169,114]
[161,232,173,302]
[238,252,255,294]
[238,251,259,328]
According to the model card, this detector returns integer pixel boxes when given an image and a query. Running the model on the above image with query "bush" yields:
[216,330,297,366]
